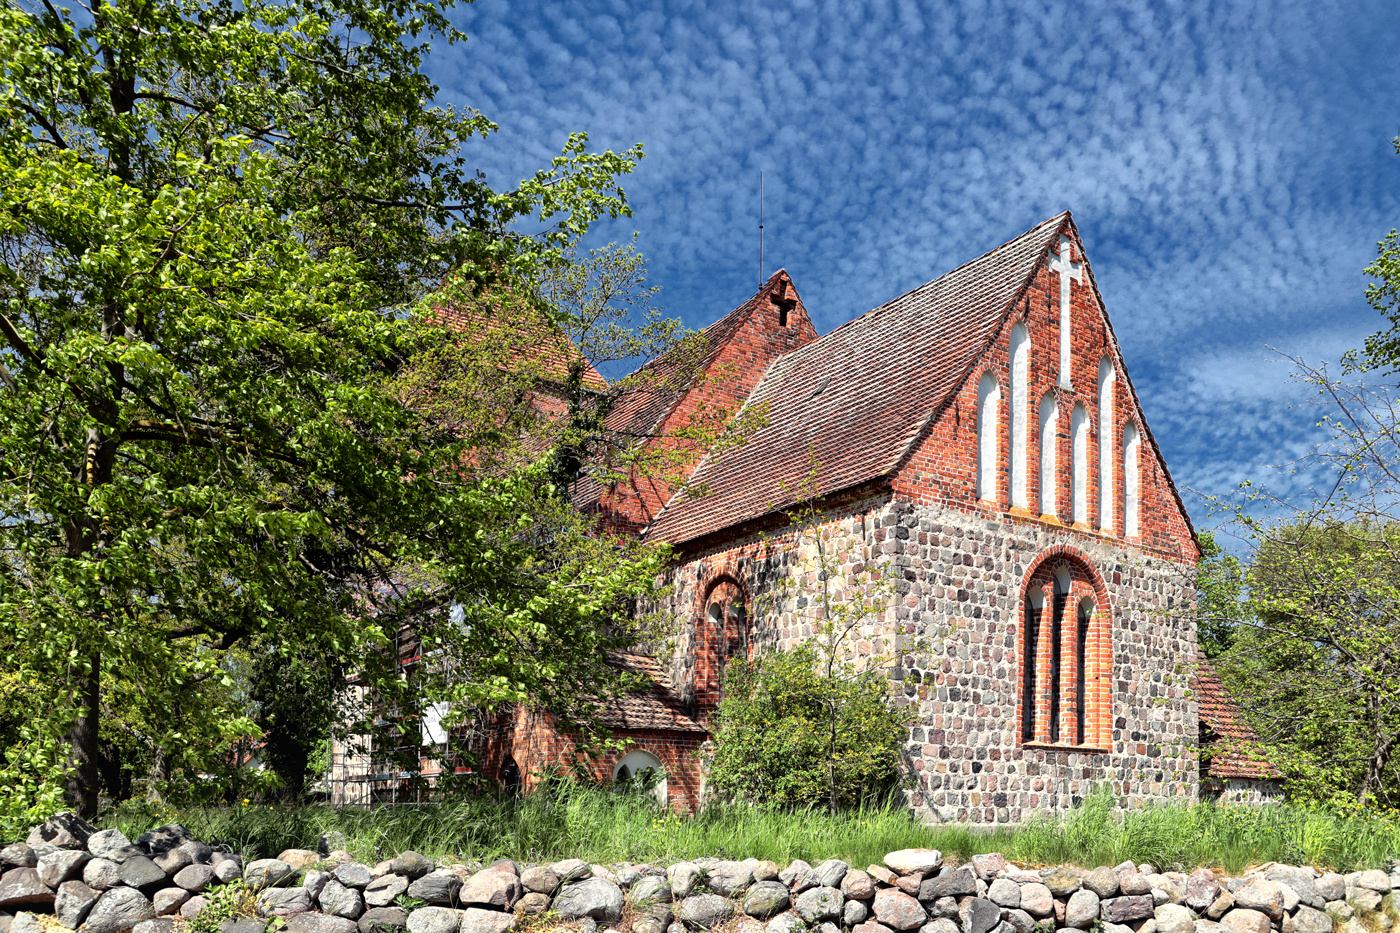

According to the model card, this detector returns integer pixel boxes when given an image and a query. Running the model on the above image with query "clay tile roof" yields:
[596,653,707,734]
[431,299,608,392]
[644,214,1068,546]
[1195,656,1283,781]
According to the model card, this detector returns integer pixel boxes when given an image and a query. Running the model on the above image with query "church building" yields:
[338,212,1205,823]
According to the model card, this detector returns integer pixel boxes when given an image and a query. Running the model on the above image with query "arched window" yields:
[696,578,749,717]
[976,372,1001,501]
[1098,358,1116,532]
[1021,559,1111,749]
[1009,324,1030,508]
[499,756,522,796]
[614,750,667,806]
[1124,421,1141,537]
[1070,402,1088,525]
[1038,392,1059,518]
[1021,587,1043,743]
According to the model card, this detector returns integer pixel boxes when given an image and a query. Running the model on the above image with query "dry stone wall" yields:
[2,815,1390,933]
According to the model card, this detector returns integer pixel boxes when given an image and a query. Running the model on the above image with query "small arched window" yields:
[1098,358,1116,532]
[1038,392,1059,518]
[976,372,1001,501]
[1070,402,1089,525]
[614,750,667,806]
[1124,421,1141,537]
[1009,324,1030,508]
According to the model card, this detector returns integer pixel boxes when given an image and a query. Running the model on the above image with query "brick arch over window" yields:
[1017,548,1112,750]
[695,575,751,717]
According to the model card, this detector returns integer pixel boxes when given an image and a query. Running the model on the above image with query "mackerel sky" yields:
[426,0,1400,534]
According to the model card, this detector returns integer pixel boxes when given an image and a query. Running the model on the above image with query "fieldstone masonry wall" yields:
[3,814,1391,933]
[662,492,1198,826]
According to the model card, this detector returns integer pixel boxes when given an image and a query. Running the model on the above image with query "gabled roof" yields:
[645,215,1068,545]
[431,298,608,392]
[1195,656,1282,781]
[597,653,707,734]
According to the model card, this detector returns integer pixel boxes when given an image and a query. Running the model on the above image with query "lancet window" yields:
[1070,402,1088,525]
[1098,358,1116,532]
[1123,421,1141,537]
[1038,392,1058,518]
[976,372,1001,501]
[1009,324,1030,509]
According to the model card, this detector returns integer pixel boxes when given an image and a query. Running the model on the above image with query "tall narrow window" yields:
[1124,422,1141,537]
[1050,567,1070,743]
[1009,324,1030,508]
[977,372,1000,501]
[1071,402,1088,525]
[1038,392,1059,518]
[1098,358,1116,531]
[1022,587,1043,743]
[1076,597,1093,746]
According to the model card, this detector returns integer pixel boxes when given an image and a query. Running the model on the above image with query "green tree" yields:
[1195,531,1247,659]
[0,0,661,815]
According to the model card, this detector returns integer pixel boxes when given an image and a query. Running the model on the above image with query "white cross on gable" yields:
[1048,234,1084,389]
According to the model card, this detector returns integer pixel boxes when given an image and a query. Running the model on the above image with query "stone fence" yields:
[0,814,1393,933]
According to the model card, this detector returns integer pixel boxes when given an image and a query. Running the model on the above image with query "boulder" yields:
[359,907,409,933]
[181,894,209,918]
[1186,871,1220,912]
[278,851,321,871]
[1286,906,1333,933]
[458,870,520,911]
[885,851,943,877]
[83,859,121,891]
[872,890,926,930]
[1101,896,1156,923]
[10,912,44,933]
[958,897,1001,933]
[1317,874,1346,902]
[552,860,590,884]
[55,879,99,929]
[845,900,871,925]
[404,907,462,933]
[519,867,558,896]
[120,856,171,890]
[869,865,896,886]
[86,830,135,862]
[927,896,958,919]
[334,864,375,889]
[407,870,462,906]
[320,879,366,920]
[1233,879,1284,922]
[795,886,845,923]
[1155,904,1197,933]
[754,862,780,883]
[1,845,36,869]
[780,860,813,891]
[669,863,702,899]
[986,879,1020,909]
[1001,908,1034,933]
[215,860,244,884]
[1153,878,1186,907]
[1086,867,1121,899]
[919,921,960,933]
[37,850,89,887]
[1066,890,1101,929]
[553,877,624,922]
[391,853,435,881]
[256,887,313,918]
[153,887,190,916]
[137,826,191,857]
[1351,889,1383,912]
[1043,867,1083,897]
[742,882,790,920]
[175,863,216,893]
[767,915,808,933]
[245,859,295,889]
[630,877,673,906]
[1219,910,1272,933]
[177,840,214,865]
[513,893,550,916]
[285,916,358,933]
[970,855,1006,882]
[132,920,180,933]
[0,868,53,908]
[1119,872,1153,897]
[677,894,734,929]
[1019,883,1053,918]
[633,904,675,933]
[1196,923,1225,933]
[365,875,409,908]
[843,870,876,900]
[154,848,193,877]
[920,868,977,901]
[221,920,269,933]
[1358,871,1392,893]
[1206,892,1234,920]
[1267,868,1323,910]
[86,886,155,933]
[28,813,96,850]
[896,875,923,897]
[459,909,516,933]
[707,862,754,897]
[812,860,849,890]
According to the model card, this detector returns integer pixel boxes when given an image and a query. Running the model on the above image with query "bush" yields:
[706,644,907,809]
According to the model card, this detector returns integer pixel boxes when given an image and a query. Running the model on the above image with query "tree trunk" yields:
[147,745,171,802]
[63,652,101,817]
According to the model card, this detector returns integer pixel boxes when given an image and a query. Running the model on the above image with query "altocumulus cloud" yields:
[427,0,1400,530]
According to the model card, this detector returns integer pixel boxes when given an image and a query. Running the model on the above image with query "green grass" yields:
[98,786,1400,875]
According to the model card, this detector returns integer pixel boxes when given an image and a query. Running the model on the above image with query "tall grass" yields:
[98,787,1400,874]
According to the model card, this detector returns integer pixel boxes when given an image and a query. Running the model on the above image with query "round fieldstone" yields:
[1042,867,1082,897]
[405,907,463,933]
[987,878,1020,908]
[284,915,359,933]
[177,840,214,865]
[629,876,673,906]
[459,869,520,911]
[216,860,244,884]
[86,830,134,862]
[921,920,960,933]
[842,869,875,900]
[359,907,409,933]
[742,882,790,920]
[335,864,375,889]
[180,895,208,919]
[1,845,36,869]
[884,851,942,877]
[1019,883,1053,917]
[86,886,154,933]
[795,886,844,923]
[514,892,550,916]
[1186,871,1220,912]
[553,860,591,884]
[1102,896,1156,924]
[391,853,435,881]
[83,859,121,891]
[845,900,870,925]
[0,868,55,909]
[554,877,624,922]
[459,908,516,933]
[677,894,734,929]
[1001,909,1034,933]
[1086,867,1121,899]
[1206,892,1235,920]
[28,813,96,850]
[365,875,410,908]
[277,851,320,871]
[779,860,812,888]
[121,856,170,890]
[321,879,366,920]
[256,886,313,918]
[37,850,89,888]
[175,863,216,893]
[245,859,295,889]
[707,862,754,897]
[407,870,462,906]
[1119,872,1152,896]
[1066,890,1100,929]
[1358,871,1392,893]
[1155,904,1196,933]
[55,880,100,929]
[812,860,849,890]
[1318,874,1346,902]
[872,890,926,930]
[154,848,193,876]
[669,863,701,899]
[767,914,807,933]
[1220,909,1271,933]
[958,897,1000,933]
[1233,879,1283,921]
[153,888,190,916]
[1289,906,1333,933]
[520,867,559,896]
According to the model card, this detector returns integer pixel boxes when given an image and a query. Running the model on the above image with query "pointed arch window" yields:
[1098,358,1116,532]
[1123,422,1141,537]
[1070,402,1089,525]
[1020,560,1111,749]
[977,372,1001,501]
[1038,392,1058,518]
[1009,324,1030,508]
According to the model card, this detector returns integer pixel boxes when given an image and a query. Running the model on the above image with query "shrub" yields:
[706,644,907,809]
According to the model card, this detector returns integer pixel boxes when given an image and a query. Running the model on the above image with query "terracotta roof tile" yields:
[644,214,1068,545]
[1195,656,1282,781]
[595,653,707,734]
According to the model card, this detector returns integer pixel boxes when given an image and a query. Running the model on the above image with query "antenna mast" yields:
[759,171,764,289]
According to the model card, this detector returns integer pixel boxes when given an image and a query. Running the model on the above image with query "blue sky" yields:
[425,0,1400,534]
